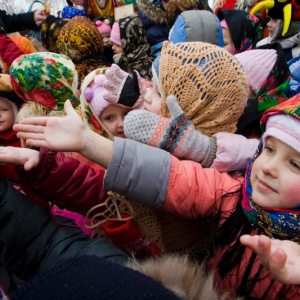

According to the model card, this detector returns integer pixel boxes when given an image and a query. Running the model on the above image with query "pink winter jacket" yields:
[164,157,298,299]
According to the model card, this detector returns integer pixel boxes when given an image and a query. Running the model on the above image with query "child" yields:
[109,15,154,80]
[9,52,160,257]
[253,0,300,61]
[81,68,144,138]
[55,16,110,87]
[13,91,300,299]
[217,9,263,54]
[94,16,114,63]
[124,41,291,171]
[0,81,25,183]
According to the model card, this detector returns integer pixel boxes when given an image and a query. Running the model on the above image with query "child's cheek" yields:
[283,184,300,208]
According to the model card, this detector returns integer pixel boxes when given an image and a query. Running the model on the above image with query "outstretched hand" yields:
[13,100,88,154]
[240,234,300,285]
[34,9,48,25]
[0,146,39,171]
[104,64,146,109]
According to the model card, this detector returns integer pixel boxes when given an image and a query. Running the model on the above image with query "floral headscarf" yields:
[10,52,110,138]
[242,94,300,242]
[217,9,263,54]
[10,52,79,110]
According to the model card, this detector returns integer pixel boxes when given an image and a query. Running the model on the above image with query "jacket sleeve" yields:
[0,178,127,290]
[0,34,23,66]
[211,132,259,172]
[0,11,37,33]
[104,138,242,218]
[17,148,108,215]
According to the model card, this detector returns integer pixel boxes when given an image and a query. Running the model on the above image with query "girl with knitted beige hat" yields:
[123,41,291,172]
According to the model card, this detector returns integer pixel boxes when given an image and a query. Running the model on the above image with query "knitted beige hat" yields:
[159,41,249,136]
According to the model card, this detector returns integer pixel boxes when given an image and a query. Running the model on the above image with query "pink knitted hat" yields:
[235,49,277,94]
[95,20,112,35]
[84,73,111,117]
[263,113,300,153]
[110,22,122,46]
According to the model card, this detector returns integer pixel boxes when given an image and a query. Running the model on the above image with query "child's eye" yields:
[264,145,274,153]
[290,160,300,171]
[104,116,114,122]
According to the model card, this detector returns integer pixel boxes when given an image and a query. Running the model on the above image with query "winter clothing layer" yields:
[0,10,38,34]
[103,137,299,298]
[16,148,108,215]
[0,178,127,296]
[11,255,180,300]
[169,10,223,46]
[117,14,154,80]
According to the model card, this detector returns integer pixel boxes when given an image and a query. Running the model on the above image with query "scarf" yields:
[241,141,300,243]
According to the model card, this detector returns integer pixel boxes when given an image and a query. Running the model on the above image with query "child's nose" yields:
[261,157,279,177]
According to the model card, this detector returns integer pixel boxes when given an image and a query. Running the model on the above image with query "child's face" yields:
[100,104,131,138]
[0,98,15,132]
[267,18,278,38]
[144,81,162,115]
[101,33,112,47]
[222,28,235,55]
[250,136,300,209]
[112,43,123,54]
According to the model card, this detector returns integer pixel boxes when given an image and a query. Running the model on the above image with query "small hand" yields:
[34,9,48,25]
[240,234,300,285]
[13,100,88,153]
[0,146,39,170]
[124,95,213,165]
[104,64,146,109]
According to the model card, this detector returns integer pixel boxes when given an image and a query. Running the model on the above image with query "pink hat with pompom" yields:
[95,19,112,35]
[84,73,111,117]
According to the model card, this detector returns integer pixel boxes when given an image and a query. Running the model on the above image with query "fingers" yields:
[111,64,127,80]
[166,95,184,118]
[23,139,47,149]
[65,100,79,119]
[13,124,45,135]
[16,131,45,143]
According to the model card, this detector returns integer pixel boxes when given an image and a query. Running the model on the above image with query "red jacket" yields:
[17,147,108,215]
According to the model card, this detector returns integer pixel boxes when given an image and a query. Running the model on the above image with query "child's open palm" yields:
[240,234,300,285]
[13,100,88,153]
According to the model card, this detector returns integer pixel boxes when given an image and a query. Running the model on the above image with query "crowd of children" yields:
[1,0,300,298]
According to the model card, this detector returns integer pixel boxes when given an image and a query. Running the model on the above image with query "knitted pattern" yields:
[124,95,215,166]
[159,41,249,136]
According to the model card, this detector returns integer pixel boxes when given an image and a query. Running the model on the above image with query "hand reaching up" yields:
[13,100,88,153]
[0,146,39,171]
[124,95,216,166]
[104,64,146,109]
[13,100,114,169]
[240,234,300,285]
